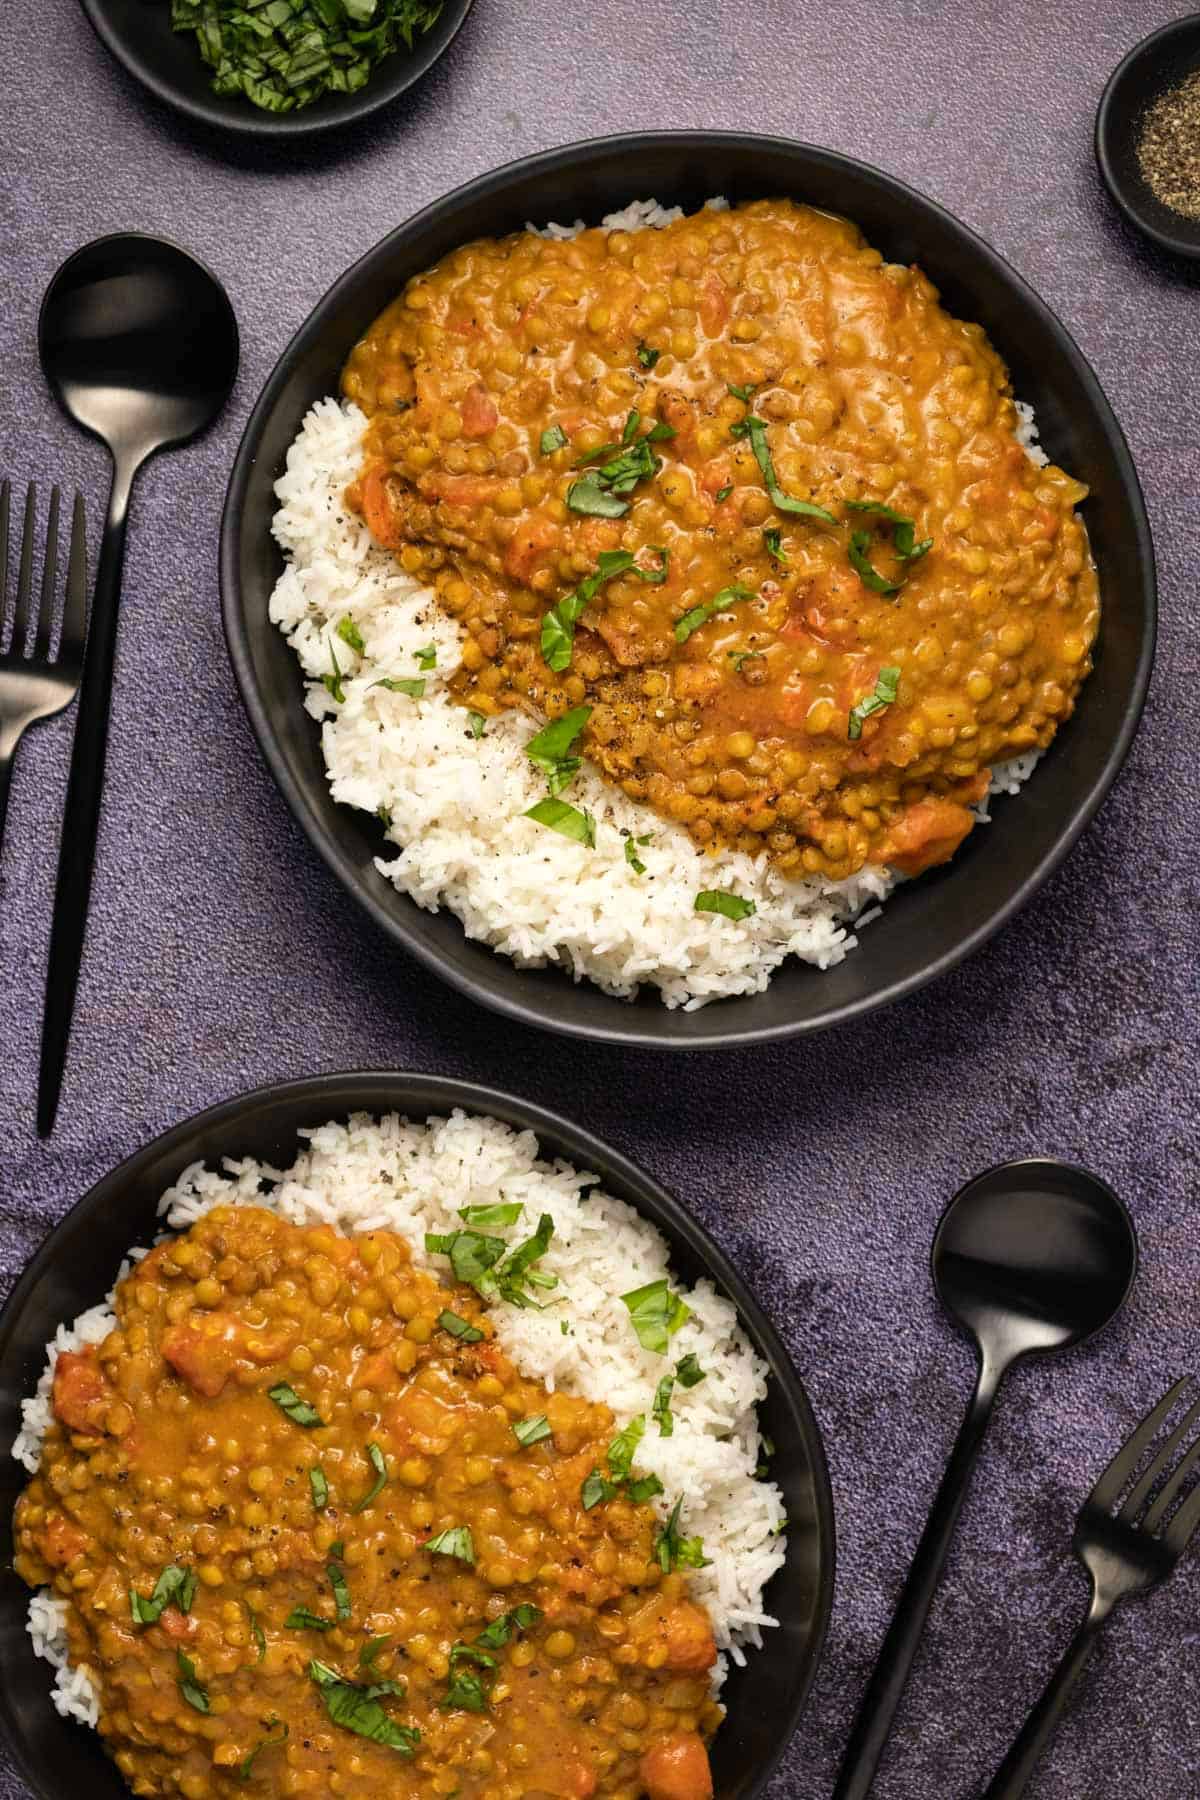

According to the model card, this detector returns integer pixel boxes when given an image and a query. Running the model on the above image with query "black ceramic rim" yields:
[220,130,1157,1051]
[77,0,475,138]
[0,1070,835,1800]
[1095,13,1200,260]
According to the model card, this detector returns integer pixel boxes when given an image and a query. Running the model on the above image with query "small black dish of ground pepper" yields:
[1096,13,1200,262]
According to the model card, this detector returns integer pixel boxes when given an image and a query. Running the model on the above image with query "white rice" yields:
[19,1110,787,1722]
[267,197,1044,1009]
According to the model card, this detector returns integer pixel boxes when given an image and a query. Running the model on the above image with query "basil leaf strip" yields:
[676,1353,707,1388]
[624,832,652,875]
[674,583,754,645]
[844,499,933,564]
[525,704,592,798]
[734,415,837,523]
[322,637,345,704]
[763,527,789,567]
[715,483,733,502]
[310,1660,420,1756]
[349,1442,388,1514]
[524,797,596,848]
[268,1383,325,1428]
[247,1603,267,1663]
[426,1525,475,1564]
[653,1375,676,1437]
[424,1228,506,1294]
[336,614,364,654]
[438,1309,484,1343]
[540,424,568,455]
[620,1278,691,1354]
[627,1473,665,1503]
[695,889,757,921]
[328,1562,352,1620]
[359,1635,391,1669]
[177,1649,210,1713]
[443,1669,490,1711]
[540,546,665,673]
[286,1605,335,1632]
[636,342,661,369]
[460,1201,524,1227]
[309,1467,329,1511]
[654,1498,710,1574]
[468,710,488,738]
[476,1603,542,1649]
[239,1720,288,1782]
[414,643,437,669]
[565,471,629,518]
[372,677,426,698]
[607,1415,646,1480]
[513,1414,552,1449]
[581,1470,621,1510]
[848,665,901,740]
[130,1563,196,1627]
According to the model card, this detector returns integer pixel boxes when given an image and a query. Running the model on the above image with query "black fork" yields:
[983,1375,1200,1796]
[0,480,88,858]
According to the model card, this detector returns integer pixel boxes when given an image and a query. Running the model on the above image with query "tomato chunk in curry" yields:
[342,199,1098,881]
[14,1207,721,1800]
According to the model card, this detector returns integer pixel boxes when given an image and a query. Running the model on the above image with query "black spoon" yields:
[36,234,238,1136]
[834,1158,1137,1799]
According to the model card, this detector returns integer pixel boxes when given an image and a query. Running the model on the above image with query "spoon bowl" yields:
[35,234,238,1136]
[933,1158,1138,1366]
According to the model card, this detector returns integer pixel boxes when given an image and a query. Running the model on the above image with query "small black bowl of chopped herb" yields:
[1096,12,1200,261]
[78,0,474,138]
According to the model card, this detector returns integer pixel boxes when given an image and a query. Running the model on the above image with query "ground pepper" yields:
[1137,68,1200,221]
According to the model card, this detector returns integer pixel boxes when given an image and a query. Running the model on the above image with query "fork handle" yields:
[36,459,134,1135]
[981,1594,1109,1798]
[0,726,17,870]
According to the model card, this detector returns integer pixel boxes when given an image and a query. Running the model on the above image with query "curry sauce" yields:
[14,1207,720,1800]
[342,199,1098,882]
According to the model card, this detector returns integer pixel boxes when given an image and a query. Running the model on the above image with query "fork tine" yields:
[1163,1469,1200,1556]
[0,479,9,640]
[1088,1375,1195,1512]
[1141,1425,1200,1535]
[34,486,60,660]
[60,493,88,661]
[10,484,35,654]
[1119,1393,1200,1523]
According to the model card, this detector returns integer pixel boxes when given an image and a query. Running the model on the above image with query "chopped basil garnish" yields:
[676,1353,706,1387]
[322,637,346,704]
[565,416,675,516]
[328,1562,352,1620]
[309,1468,329,1511]
[565,471,630,517]
[624,832,652,875]
[582,1419,663,1509]
[715,483,733,502]
[654,1498,710,1574]
[636,341,661,369]
[439,1604,540,1716]
[695,889,757,922]
[844,500,933,563]
[763,527,788,567]
[607,1415,645,1481]
[525,705,592,797]
[848,665,901,740]
[359,1635,391,1669]
[513,1414,552,1449]
[620,1278,691,1354]
[541,547,667,672]
[460,1201,524,1226]
[539,424,568,455]
[310,1660,419,1756]
[350,1442,388,1515]
[286,1605,335,1632]
[653,1375,676,1437]
[468,710,488,738]
[130,1563,196,1627]
[732,415,836,524]
[426,1214,555,1308]
[177,1649,210,1713]
[426,1525,475,1564]
[443,1668,490,1712]
[628,1473,665,1502]
[328,1540,345,1559]
[581,1470,621,1510]
[268,1383,325,1428]
[438,1309,484,1343]
[674,583,754,644]
[524,796,596,848]
[415,643,437,669]
[450,1642,498,1669]
[372,676,426,698]
[477,1603,542,1648]
[336,614,364,654]
[727,382,757,402]
[728,648,760,674]
[247,1603,267,1663]
[239,1719,288,1782]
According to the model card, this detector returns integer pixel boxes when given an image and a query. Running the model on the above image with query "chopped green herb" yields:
[674,583,754,644]
[844,500,933,563]
[476,1603,542,1649]
[733,415,837,523]
[524,796,596,848]
[848,665,901,740]
[336,615,365,654]
[414,644,437,669]
[695,889,757,922]
[426,1215,555,1309]
[654,1498,710,1575]
[728,648,758,674]
[130,1564,196,1627]
[310,1660,419,1755]
[540,547,666,672]
[525,704,592,797]
[177,1649,210,1713]
[438,1309,484,1343]
[328,1541,345,1560]
[565,419,675,516]
[727,382,757,402]
[467,710,488,738]
[497,1213,557,1307]
[359,1635,391,1670]
[267,1383,325,1429]
[844,503,931,596]
[620,1278,691,1354]
[372,676,426,698]
[322,637,346,704]
[513,1414,552,1449]
[349,1442,387,1515]
[565,471,630,518]
[715,483,733,502]
[309,1467,329,1511]
[636,342,661,370]
[627,1473,665,1503]
[443,1669,490,1712]
[581,1469,621,1510]
[286,1605,335,1632]
[247,1604,267,1663]
[623,831,653,875]
[675,1353,706,1388]
[607,1415,646,1481]
[426,1525,475,1564]
[652,1375,675,1437]
[450,1642,498,1670]
[763,527,789,567]
[239,1719,288,1782]
[328,1563,352,1621]
[539,424,568,455]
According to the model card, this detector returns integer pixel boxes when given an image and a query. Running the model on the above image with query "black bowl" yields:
[221,131,1156,1050]
[78,0,474,139]
[0,1071,834,1800]
[1096,14,1200,261]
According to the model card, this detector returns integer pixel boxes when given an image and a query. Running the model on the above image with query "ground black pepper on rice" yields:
[1137,68,1200,221]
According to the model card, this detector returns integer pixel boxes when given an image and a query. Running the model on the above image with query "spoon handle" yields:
[36,462,133,1136]
[833,1356,1003,1799]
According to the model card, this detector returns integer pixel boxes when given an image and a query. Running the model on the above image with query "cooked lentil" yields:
[14,1206,720,1800]
[341,198,1099,882]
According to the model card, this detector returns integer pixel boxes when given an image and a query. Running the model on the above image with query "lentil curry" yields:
[15,1207,721,1800]
[342,199,1098,883]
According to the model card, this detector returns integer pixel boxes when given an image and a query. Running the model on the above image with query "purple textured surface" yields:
[2,1,1198,1794]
